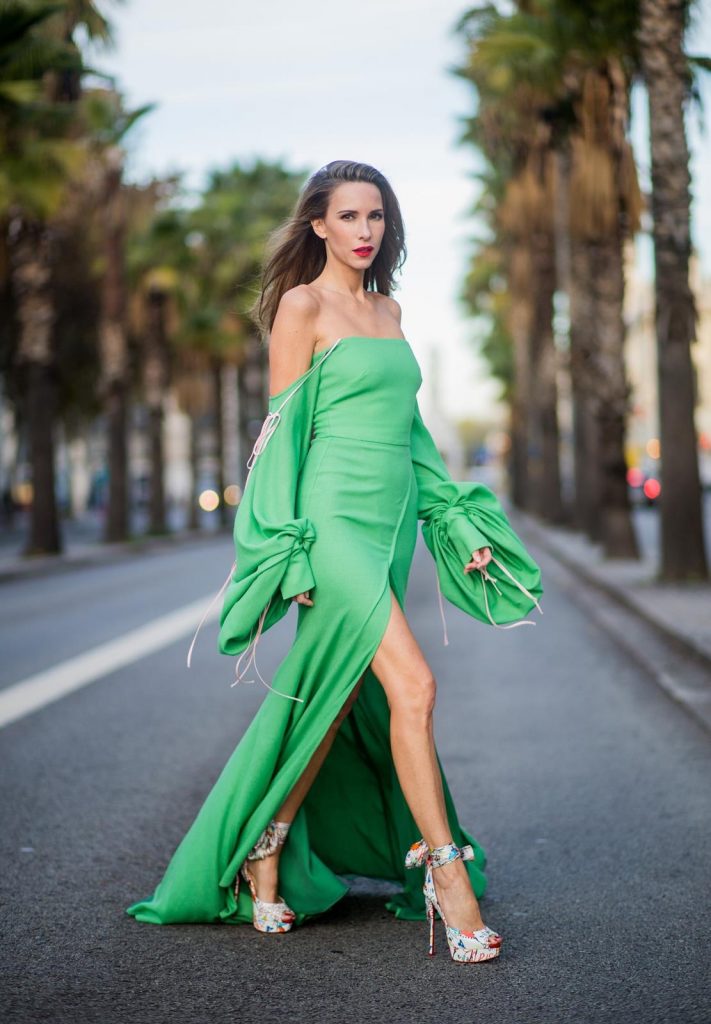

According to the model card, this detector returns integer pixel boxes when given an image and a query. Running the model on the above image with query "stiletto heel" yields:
[426,894,436,957]
[235,819,295,933]
[406,838,502,963]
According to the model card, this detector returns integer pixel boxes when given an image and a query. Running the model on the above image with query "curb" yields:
[510,508,711,674]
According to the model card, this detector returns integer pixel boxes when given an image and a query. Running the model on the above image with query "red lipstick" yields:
[353,246,374,256]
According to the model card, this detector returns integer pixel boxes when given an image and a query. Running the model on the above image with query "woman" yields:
[127,159,543,964]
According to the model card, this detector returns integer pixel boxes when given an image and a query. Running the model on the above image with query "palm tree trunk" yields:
[638,0,708,580]
[104,379,128,539]
[552,146,576,525]
[568,239,600,536]
[211,355,229,528]
[143,286,169,535]
[11,221,61,555]
[147,404,165,534]
[100,152,130,543]
[590,236,640,558]
[237,335,269,487]
[25,361,61,554]
[508,247,533,510]
[188,413,200,531]
[528,229,564,523]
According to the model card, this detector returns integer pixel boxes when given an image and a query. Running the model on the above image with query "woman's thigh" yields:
[368,588,436,712]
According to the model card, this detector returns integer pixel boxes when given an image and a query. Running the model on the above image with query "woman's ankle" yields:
[432,857,469,887]
[246,853,280,900]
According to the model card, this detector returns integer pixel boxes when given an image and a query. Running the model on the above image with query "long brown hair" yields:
[249,159,407,338]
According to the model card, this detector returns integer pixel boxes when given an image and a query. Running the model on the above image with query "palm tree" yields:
[185,160,306,503]
[1,1,87,555]
[453,2,642,556]
[127,199,184,537]
[565,63,642,556]
[498,150,564,522]
[453,13,566,523]
[637,0,709,581]
[173,348,212,531]
[82,87,155,542]
[142,270,173,535]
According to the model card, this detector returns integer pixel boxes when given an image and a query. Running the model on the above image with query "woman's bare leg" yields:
[247,674,364,902]
[368,590,488,934]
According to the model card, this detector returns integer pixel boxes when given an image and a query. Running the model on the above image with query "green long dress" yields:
[126,335,543,927]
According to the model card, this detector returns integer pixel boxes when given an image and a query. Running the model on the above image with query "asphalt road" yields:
[1,533,709,1024]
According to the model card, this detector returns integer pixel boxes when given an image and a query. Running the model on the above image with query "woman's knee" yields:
[392,669,437,722]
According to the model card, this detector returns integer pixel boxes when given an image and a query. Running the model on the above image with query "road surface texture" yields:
[1,534,709,1024]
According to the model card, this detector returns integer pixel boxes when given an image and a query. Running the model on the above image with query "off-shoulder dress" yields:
[126,335,543,927]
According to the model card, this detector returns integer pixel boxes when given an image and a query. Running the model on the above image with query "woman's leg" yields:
[246,674,365,902]
[368,590,489,934]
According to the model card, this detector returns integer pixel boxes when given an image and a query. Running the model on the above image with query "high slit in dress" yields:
[126,335,544,927]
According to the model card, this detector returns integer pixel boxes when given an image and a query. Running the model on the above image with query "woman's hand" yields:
[292,590,314,606]
[464,546,492,574]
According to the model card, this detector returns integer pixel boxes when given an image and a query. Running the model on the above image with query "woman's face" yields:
[311,181,385,269]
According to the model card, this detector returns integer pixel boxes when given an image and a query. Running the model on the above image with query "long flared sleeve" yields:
[217,372,320,660]
[410,397,543,629]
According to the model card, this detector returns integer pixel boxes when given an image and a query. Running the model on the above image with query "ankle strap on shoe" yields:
[429,842,475,868]
[404,837,475,870]
[246,819,291,861]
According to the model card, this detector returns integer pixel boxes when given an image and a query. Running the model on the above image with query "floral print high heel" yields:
[235,819,295,933]
[405,838,503,962]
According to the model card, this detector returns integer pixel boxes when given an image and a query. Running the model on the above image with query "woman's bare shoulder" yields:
[269,286,320,394]
[272,285,320,345]
[276,283,320,319]
[371,292,402,323]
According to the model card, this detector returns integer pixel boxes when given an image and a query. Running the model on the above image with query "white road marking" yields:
[0,597,220,730]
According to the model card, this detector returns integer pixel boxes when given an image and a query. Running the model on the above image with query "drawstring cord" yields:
[186,559,236,669]
[489,554,544,617]
[435,574,450,647]
[434,551,544,643]
[245,411,281,471]
[185,339,345,699]
[231,596,304,703]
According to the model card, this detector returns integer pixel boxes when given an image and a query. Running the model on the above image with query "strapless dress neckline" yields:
[311,336,409,362]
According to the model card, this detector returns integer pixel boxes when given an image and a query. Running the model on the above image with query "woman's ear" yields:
[310,217,326,240]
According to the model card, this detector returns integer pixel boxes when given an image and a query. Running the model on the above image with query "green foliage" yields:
[178,159,307,353]
[450,0,657,390]
[460,243,513,400]
[0,1,87,219]
[122,158,306,365]
[81,86,155,147]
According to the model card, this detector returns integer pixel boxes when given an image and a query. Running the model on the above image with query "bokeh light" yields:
[224,484,242,506]
[646,438,661,460]
[643,478,661,500]
[198,489,220,512]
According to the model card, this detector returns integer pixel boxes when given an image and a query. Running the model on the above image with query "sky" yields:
[95,0,711,425]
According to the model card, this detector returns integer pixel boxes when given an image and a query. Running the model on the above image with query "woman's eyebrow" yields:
[336,208,384,214]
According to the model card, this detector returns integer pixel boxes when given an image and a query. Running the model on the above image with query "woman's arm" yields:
[409,397,543,628]
[267,285,319,397]
[410,398,491,562]
[218,343,321,657]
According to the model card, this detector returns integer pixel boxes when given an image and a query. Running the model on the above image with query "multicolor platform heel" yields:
[405,838,503,963]
[236,819,295,933]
